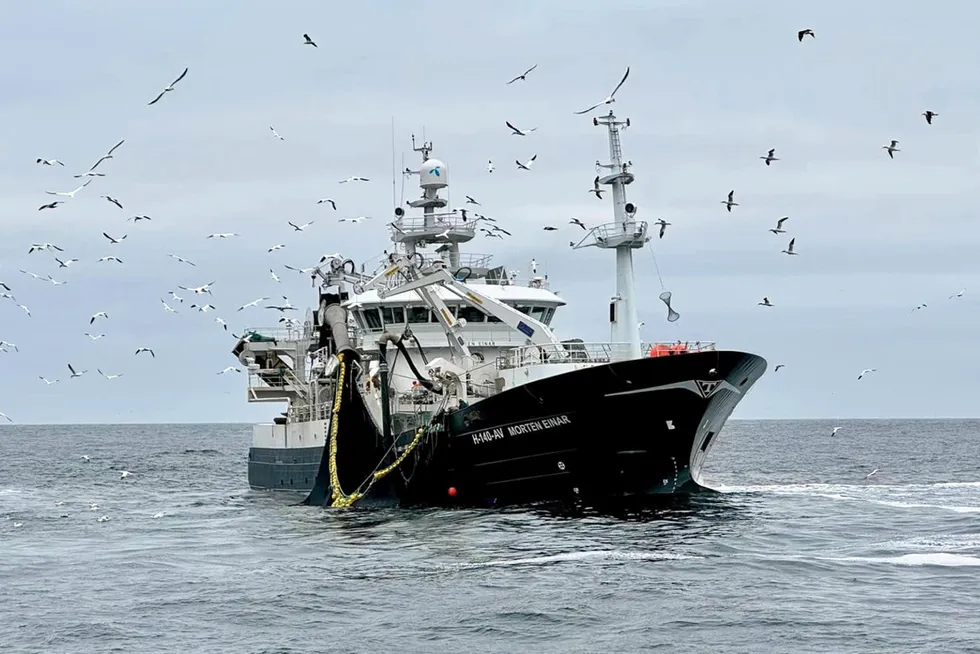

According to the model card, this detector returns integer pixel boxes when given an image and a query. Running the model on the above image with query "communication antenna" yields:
[390,116,397,212]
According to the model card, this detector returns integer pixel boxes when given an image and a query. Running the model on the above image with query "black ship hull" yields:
[307,348,766,509]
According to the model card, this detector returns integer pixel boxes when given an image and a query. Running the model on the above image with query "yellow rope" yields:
[327,351,429,509]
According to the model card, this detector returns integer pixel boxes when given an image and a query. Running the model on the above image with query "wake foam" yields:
[828,553,980,567]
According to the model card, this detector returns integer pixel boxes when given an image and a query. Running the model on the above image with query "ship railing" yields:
[390,212,477,237]
[240,327,306,343]
[287,403,331,423]
[571,220,649,250]
[247,364,311,402]
[495,341,716,370]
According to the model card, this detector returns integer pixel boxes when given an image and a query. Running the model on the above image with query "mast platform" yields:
[571,220,649,250]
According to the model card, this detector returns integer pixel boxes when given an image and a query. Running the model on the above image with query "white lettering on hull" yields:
[469,414,572,445]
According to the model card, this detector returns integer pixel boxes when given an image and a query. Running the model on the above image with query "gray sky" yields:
[2,0,979,423]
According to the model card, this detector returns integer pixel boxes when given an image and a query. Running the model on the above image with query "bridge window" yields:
[530,306,548,323]
[406,306,432,323]
[457,305,485,323]
[543,308,556,325]
[361,309,382,330]
[515,305,532,316]
[381,306,405,327]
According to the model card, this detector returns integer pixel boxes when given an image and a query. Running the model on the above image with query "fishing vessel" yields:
[232,109,768,507]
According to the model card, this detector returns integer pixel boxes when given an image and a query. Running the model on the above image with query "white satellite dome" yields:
[420,158,448,189]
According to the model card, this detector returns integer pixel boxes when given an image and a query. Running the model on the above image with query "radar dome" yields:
[420,158,448,189]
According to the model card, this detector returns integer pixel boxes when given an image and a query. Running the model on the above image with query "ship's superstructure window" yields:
[362,308,382,330]
[407,306,432,323]
[381,306,405,327]
[457,305,485,323]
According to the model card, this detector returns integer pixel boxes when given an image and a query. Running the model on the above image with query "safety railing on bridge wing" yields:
[495,341,716,370]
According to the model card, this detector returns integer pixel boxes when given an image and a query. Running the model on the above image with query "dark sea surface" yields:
[1,420,979,654]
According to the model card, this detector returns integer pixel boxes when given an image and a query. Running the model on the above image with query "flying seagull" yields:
[37,158,64,166]
[505,121,536,136]
[147,67,189,105]
[798,29,815,41]
[85,333,105,340]
[38,201,62,211]
[28,243,63,253]
[101,196,123,209]
[760,148,779,166]
[0,412,11,422]
[67,364,86,379]
[55,258,79,268]
[270,126,284,140]
[516,154,537,171]
[588,175,604,199]
[303,33,317,47]
[655,219,671,239]
[569,218,587,230]
[857,368,877,380]
[831,427,842,437]
[339,176,369,183]
[758,297,774,307]
[721,190,738,212]
[179,282,215,295]
[128,215,151,222]
[339,216,370,223]
[882,140,900,159]
[98,369,123,380]
[774,364,785,372]
[207,233,238,239]
[573,66,630,115]
[161,300,177,313]
[922,110,938,125]
[487,160,494,174]
[135,347,155,358]
[543,226,558,231]
[102,232,127,244]
[218,366,241,375]
[38,377,59,385]
[168,254,195,266]
[191,303,216,313]
[90,311,108,324]
[769,217,789,234]
[215,317,227,331]
[317,198,337,209]
[950,288,965,299]
[506,64,537,84]
[46,179,92,198]
[781,238,798,255]
[267,244,285,252]
[270,269,280,283]
[84,139,125,174]
[288,221,314,231]
[98,256,123,264]
[237,297,269,311]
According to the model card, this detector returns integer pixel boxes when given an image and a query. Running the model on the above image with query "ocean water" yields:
[1,420,979,654]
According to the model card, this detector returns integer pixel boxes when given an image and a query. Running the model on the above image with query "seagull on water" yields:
[67,364,86,379]
[506,121,536,136]
[46,179,92,198]
[798,29,815,41]
[882,140,900,159]
[922,111,938,125]
[857,368,877,380]
[316,199,337,209]
[865,468,879,478]
[135,348,155,358]
[98,369,123,380]
[769,217,789,234]
[119,471,132,479]
[589,175,604,199]
[270,126,284,140]
[782,238,798,255]
[98,256,123,264]
[573,66,630,115]
[90,312,108,324]
[168,254,195,266]
[655,219,671,239]
[721,190,738,212]
[288,221,314,231]
[37,158,65,166]
[339,176,369,183]
[102,232,126,244]
[516,155,537,170]
[760,148,779,166]
[506,64,537,85]
[758,297,774,307]
[303,33,317,47]
[101,196,123,209]
[147,67,189,105]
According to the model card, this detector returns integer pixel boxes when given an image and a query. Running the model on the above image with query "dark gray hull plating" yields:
[247,446,323,492]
